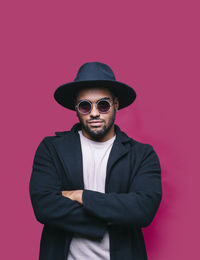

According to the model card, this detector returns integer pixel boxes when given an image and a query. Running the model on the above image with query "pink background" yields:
[1,0,199,259]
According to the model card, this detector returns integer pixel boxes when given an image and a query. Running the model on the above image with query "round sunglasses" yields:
[75,99,113,115]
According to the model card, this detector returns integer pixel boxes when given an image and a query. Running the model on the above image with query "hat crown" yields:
[74,62,116,82]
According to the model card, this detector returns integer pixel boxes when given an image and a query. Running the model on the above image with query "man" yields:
[29,62,162,260]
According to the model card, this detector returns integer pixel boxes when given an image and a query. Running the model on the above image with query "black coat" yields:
[29,123,162,260]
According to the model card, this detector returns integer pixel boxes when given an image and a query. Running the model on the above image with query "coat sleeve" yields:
[82,144,162,228]
[29,138,107,239]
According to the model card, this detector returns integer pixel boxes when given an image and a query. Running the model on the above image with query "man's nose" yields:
[90,104,100,117]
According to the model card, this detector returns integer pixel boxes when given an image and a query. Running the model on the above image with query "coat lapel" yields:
[54,123,133,190]
[54,127,84,189]
[105,125,132,191]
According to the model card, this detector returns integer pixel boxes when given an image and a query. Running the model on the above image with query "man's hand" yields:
[61,190,83,204]
[62,190,112,225]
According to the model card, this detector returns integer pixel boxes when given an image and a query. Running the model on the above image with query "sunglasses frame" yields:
[75,98,114,115]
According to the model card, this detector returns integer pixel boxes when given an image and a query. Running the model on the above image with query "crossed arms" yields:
[29,138,162,240]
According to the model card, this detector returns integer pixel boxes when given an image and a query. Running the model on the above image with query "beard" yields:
[77,108,117,140]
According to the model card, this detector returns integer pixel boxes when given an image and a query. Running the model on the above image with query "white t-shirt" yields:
[67,130,116,260]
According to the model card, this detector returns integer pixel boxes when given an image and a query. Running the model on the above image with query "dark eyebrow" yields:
[98,97,111,101]
[77,97,111,103]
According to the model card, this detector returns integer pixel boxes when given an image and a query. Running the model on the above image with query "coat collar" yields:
[56,122,132,144]
[54,122,134,191]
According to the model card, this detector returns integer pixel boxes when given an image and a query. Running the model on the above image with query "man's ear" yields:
[73,99,77,110]
[114,97,119,111]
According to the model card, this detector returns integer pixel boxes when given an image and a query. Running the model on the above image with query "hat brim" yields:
[54,80,136,110]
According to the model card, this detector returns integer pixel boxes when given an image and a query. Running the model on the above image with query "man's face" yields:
[74,87,119,141]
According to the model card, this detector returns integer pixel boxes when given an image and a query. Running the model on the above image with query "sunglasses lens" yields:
[97,100,111,113]
[78,101,91,114]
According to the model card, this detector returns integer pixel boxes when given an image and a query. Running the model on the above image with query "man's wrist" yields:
[75,190,83,204]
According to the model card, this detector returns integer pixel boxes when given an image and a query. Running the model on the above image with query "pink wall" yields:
[1,0,199,259]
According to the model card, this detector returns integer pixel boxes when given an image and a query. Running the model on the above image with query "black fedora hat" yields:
[54,62,136,110]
